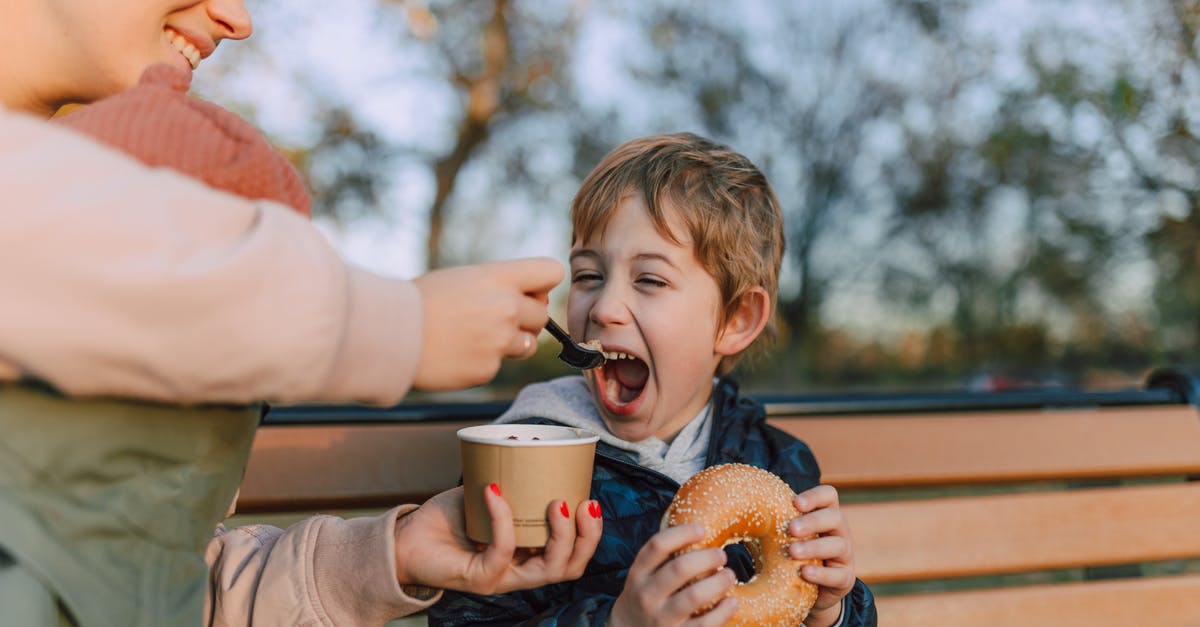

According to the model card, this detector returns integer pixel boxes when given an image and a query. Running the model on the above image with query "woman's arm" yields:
[0,108,421,406]
[206,506,441,627]
[207,488,602,627]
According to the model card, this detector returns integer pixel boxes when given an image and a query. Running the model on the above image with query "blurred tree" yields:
[587,2,915,382]
[196,0,589,269]
[301,107,391,224]
[390,0,566,269]
[1139,1,1200,364]
[193,0,1200,394]
[850,0,1200,384]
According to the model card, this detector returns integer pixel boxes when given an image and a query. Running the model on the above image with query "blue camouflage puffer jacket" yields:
[428,378,878,626]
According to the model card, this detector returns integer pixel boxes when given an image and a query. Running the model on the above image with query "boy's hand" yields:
[609,524,738,627]
[788,485,856,627]
[412,257,563,391]
[394,485,602,595]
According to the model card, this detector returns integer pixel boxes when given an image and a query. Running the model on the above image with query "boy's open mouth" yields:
[599,350,649,408]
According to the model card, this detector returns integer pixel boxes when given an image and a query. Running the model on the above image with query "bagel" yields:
[662,463,820,626]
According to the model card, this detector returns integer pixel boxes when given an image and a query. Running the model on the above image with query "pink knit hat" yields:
[54,64,311,216]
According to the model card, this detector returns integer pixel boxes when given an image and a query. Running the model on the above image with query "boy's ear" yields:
[715,287,770,357]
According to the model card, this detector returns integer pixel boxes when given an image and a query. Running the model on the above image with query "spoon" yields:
[543,318,606,370]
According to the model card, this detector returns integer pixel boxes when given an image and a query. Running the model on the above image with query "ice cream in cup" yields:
[458,424,599,547]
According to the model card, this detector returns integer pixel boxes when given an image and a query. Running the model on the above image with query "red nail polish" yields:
[588,501,602,518]
[488,483,501,497]
[560,502,570,518]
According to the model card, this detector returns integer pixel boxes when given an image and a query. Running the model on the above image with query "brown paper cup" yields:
[458,424,599,547]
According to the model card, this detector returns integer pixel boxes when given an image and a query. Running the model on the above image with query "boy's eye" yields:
[572,271,603,284]
[637,275,668,288]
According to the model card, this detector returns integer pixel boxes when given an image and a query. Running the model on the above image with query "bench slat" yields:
[779,406,1200,488]
[237,421,476,512]
[847,482,1200,583]
[238,406,1200,512]
[877,574,1200,626]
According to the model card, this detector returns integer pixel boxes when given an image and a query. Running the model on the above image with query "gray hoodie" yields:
[494,376,713,484]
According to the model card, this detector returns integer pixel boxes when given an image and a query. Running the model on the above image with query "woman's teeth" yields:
[164,28,201,69]
[602,350,635,361]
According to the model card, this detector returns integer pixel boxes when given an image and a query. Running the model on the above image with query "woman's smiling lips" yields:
[163,26,214,69]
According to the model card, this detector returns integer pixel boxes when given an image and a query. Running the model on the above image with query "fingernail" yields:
[488,483,501,497]
[560,501,570,518]
[588,501,602,518]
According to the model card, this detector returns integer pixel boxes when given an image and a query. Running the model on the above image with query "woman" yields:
[0,1,601,625]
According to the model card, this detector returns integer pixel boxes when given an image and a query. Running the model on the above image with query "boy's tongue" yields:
[607,359,649,404]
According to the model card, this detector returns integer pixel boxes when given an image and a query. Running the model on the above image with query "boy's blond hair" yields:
[571,132,785,375]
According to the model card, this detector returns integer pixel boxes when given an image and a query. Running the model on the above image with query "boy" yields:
[430,133,877,626]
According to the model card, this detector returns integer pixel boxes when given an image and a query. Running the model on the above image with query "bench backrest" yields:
[239,384,1200,626]
[774,405,1200,625]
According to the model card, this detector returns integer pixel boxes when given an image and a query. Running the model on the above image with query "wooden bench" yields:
[239,370,1200,625]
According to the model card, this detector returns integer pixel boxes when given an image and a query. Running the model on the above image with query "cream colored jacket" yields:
[0,108,441,624]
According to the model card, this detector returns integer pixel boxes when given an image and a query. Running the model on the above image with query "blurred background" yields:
[195,0,1200,399]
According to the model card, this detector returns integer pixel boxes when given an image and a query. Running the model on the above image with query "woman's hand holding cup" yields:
[393,485,602,595]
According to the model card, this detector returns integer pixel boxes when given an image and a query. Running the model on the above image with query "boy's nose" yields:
[588,285,632,327]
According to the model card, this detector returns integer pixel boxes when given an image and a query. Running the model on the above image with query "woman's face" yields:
[37,0,251,109]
